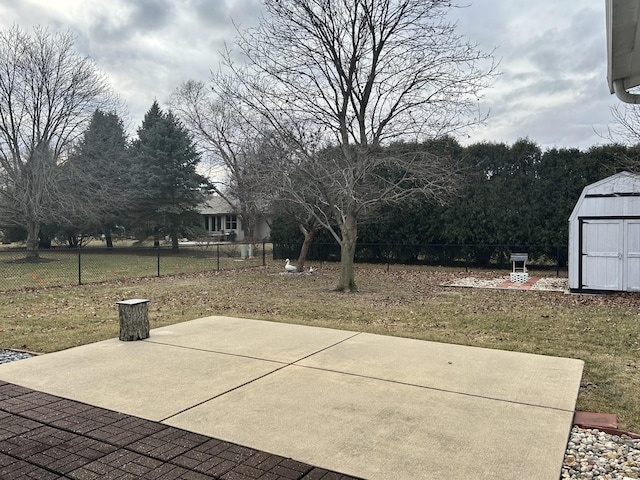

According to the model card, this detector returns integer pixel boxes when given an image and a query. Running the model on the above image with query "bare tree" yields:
[595,103,640,171]
[223,0,497,291]
[606,104,640,143]
[274,201,325,272]
[0,26,113,259]
[170,80,272,242]
[171,80,331,268]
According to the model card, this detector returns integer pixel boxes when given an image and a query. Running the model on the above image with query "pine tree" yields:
[65,109,132,248]
[130,101,208,251]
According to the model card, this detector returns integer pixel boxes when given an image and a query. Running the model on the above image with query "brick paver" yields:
[497,276,540,289]
[0,381,360,480]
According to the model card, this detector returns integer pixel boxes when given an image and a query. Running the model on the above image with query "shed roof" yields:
[569,171,640,221]
[580,170,640,195]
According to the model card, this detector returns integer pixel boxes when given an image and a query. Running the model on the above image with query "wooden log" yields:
[117,299,150,341]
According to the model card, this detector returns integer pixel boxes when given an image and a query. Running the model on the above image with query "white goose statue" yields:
[285,258,297,273]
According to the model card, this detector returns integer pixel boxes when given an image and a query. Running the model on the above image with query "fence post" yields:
[464,245,469,273]
[77,243,82,285]
[262,241,266,266]
[156,246,160,277]
[556,245,560,278]
[386,244,391,272]
[216,244,220,271]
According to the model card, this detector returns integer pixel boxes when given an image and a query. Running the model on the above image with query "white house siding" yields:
[198,196,271,242]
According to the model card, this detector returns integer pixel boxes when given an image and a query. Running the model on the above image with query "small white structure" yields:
[568,171,640,292]
[509,253,528,283]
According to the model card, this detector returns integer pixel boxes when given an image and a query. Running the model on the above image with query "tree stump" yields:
[117,299,150,341]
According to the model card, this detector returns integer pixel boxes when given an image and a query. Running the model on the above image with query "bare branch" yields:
[0,25,115,257]
[191,0,496,290]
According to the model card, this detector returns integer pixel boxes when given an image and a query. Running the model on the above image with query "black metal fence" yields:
[0,242,269,291]
[273,242,568,274]
[0,241,568,291]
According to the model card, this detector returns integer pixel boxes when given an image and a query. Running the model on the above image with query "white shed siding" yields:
[568,171,640,291]
[627,221,640,290]
[580,220,623,290]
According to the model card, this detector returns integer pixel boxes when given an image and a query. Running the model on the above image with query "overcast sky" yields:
[0,0,620,151]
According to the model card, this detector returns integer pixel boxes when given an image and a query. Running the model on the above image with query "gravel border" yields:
[563,426,640,479]
[0,348,36,364]
[444,275,568,291]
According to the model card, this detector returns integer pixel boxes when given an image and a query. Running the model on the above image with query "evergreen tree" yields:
[130,101,208,251]
[64,110,132,248]
[535,147,585,249]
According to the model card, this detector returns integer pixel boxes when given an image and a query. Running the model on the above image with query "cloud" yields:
[0,0,621,149]
[450,1,616,150]
[130,0,175,31]
[48,0,257,131]
[189,0,232,26]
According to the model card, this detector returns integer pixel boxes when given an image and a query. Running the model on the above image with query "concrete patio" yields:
[0,316,584,479]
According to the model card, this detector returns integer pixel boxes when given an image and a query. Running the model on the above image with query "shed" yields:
[568,171,640,292]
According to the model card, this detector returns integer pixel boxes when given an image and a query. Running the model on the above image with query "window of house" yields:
[225,215,237,230]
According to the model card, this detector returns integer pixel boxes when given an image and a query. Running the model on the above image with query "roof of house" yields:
[606,0,640,97]
[198,196,236,215]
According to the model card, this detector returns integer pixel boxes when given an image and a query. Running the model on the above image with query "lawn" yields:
[0,244,267,289]
[0,263,638,431]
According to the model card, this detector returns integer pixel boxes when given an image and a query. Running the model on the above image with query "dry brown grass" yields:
[1,263,639,431]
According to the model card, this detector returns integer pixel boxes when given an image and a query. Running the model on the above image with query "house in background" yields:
[198,196,271,242]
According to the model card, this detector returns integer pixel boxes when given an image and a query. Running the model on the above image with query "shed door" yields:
[626,221,640,292]
[582,220,623,290]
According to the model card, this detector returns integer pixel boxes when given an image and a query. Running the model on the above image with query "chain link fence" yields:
[0,242,270,291]
[0,241,568,291]
[273,242,568,274]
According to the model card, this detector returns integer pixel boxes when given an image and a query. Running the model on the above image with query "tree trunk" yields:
[117,299,150,341]
[297,225,319,272]
[171,232,179,253]
[25,220,40,261]
[105,230,113,249]
[38,232,52,249]
[68,234,79,248]
[335,213,358,292]
[240,212,254,243]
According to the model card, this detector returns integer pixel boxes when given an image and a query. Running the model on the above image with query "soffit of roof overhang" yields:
[607,0,640,93]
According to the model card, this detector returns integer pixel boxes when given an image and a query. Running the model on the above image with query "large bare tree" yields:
[170,80,273,242]
[171,80,331,269]
[0,26,113,259]
[222,0,497,291]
